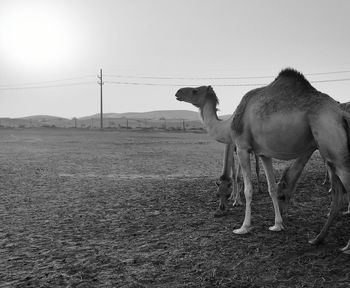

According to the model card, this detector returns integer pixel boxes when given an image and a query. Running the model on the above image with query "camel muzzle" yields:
[175,94,184,101]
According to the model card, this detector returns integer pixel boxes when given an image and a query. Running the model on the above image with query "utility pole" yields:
[97,69,104,129]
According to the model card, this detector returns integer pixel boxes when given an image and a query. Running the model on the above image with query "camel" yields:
[174,86,261,215]
[176,68,350,253]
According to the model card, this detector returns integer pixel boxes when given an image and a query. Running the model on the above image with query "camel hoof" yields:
[308,237,323,245]
[269,224,284,232]
[233,226,252,234]
[340,247,350,254]
[340,241,350,253]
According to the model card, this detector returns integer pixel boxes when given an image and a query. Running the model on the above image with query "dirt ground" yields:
[1,128,350,288]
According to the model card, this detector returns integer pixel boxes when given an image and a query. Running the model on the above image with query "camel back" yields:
[231,68,320,135]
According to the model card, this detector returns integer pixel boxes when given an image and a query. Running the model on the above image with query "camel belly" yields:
[249,112,316,160]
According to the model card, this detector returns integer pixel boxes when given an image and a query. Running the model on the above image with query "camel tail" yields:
[328,115,350,207]
[343,115,350,166]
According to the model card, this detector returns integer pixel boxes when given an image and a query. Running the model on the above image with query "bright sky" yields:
[0,0,350,118]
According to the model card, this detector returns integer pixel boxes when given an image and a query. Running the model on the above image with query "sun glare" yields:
[0,1,80,72]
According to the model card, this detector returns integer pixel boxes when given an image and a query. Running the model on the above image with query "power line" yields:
[105,78,350,87]
[0,81,95,90]
[104,69,350,81]
[0,75,95,88]
[305,70,350,76]
[104,80,268,87]
[104,74,274,80]
[1,77,349,90]
[1,71,350,91]
[310,78,350,83]
[104,81,186,87]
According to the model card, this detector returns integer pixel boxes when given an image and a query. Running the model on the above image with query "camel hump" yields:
[232,68,319,135]
[273,68,316,92]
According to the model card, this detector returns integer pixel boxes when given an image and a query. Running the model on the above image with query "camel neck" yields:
[200,102,233,144]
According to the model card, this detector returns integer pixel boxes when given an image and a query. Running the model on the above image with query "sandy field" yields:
[1,128,350,287]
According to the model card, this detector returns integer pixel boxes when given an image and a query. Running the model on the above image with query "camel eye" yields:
[193,89,198,94]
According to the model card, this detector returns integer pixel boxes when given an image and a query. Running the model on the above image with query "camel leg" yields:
[260,156,284,231]
[341,178,350,215]
[215,144,234,214]
[322,161,329,185]
[309,165,347,245]
[229,149,238,203]
[277,149,314,214]
[221,144,233,178]
[336,170,350,252]
[233,149,253,234]
[236,164,244,206]
[230,158,243,206]
[325,164,336,217]
[255,154,262,193]
[342,200,350,215]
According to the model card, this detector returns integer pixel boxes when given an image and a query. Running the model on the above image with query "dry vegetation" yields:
[1,128,350,287]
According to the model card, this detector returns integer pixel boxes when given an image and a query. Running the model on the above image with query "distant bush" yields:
[42,124,57,128]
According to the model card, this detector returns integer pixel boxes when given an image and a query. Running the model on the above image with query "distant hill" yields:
[15,110,232,122]
[79,110,201,121]
[220,114,232,120]
[19,115,69,121]
[0,110,232,129]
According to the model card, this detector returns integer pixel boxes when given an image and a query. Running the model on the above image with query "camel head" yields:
[175,86,218,109]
